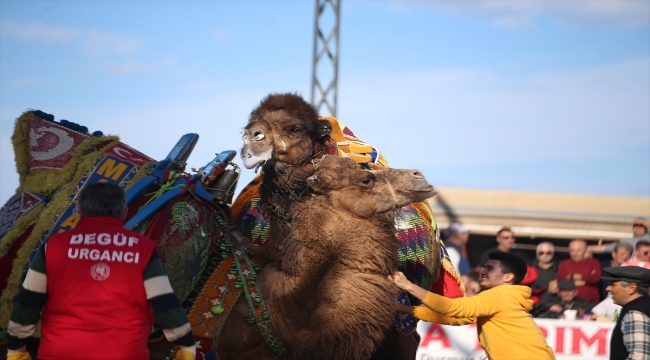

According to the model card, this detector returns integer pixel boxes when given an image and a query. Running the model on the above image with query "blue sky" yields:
[1,0,649,205]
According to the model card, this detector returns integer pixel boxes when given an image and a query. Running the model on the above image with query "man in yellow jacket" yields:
[391,251,555,360]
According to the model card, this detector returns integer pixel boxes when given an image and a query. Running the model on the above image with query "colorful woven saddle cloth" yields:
[0,110,157,334]
[231,116,465,334]
[140,197,229,304]
[187,233,287,360]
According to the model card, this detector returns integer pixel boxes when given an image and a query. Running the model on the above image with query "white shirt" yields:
[591,295,621,320]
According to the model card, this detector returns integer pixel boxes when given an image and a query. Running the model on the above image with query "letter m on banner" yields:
[571,327,609,356]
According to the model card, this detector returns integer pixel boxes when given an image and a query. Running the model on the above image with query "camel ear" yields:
[307,175,327,194]
[317,120,332,140]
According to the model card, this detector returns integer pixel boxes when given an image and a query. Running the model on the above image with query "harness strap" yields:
[230,241,289,358]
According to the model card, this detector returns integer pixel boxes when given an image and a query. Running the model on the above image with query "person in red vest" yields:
[556,239,601,304]
[7,183,196,360]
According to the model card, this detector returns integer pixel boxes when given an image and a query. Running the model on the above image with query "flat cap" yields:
[444,222,469,237]
[601,266,650,287]
[558,279,576,291]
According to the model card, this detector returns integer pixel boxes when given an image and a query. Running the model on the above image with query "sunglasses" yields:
[537,251,553,255]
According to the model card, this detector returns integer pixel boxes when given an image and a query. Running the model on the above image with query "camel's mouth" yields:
[407,184,437,201]
[240,148,272,169]
[414,184,436,195]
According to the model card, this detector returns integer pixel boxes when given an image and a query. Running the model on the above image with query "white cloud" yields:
[82,31,144,55]
[392,0,650,28]
[0,20,144,54]
[0,20,78,42]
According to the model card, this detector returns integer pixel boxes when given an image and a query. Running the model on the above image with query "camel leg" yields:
[369,327,419,360]
[215,299,281,360]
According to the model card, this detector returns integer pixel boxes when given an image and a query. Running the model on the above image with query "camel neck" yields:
[260,162,316,220]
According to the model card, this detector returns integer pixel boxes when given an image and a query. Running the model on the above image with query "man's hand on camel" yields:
[389,272,429,301]
[389,271,412,291]
[396,303,415,315]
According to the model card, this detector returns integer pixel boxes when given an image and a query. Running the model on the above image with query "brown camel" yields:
[238,93,426,359]
[217,156,437,360]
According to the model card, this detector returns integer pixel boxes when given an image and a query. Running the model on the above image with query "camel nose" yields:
[411,170,424,179]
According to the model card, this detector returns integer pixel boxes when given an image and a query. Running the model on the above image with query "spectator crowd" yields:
[442,217,650,322]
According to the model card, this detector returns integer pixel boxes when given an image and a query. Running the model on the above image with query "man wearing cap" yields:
[444,223,472,277]
[602,266,650,360]
[444,223,480,295]
[600,243,634,301]
[537,279,595,319]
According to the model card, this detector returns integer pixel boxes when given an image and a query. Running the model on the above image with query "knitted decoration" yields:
[143,197,221,303]
[232,194,270,251]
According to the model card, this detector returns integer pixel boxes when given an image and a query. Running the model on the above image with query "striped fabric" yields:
[7,245,47,350]
[143,250,195,349]
[621,310,650,359]
[8,246,195,354]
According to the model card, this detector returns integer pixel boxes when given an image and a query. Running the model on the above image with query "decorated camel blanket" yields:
[0,111,156,333]
[0,110,233,349]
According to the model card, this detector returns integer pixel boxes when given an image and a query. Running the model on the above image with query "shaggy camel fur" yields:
[217,156,437,360]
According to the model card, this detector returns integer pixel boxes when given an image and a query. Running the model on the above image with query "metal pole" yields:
[310,0,340,118]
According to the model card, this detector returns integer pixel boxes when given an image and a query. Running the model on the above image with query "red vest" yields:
[39,216,156,360]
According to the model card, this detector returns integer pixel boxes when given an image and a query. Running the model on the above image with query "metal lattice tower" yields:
[310,0,340,117]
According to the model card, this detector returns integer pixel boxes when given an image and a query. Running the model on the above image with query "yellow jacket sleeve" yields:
[413,305,475,325]
[419,289,503,319]
[7,352,32,360]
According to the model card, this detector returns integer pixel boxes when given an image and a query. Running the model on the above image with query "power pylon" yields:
[310,0,340,117]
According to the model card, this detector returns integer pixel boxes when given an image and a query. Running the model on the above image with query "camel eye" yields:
[292,127,301,132]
